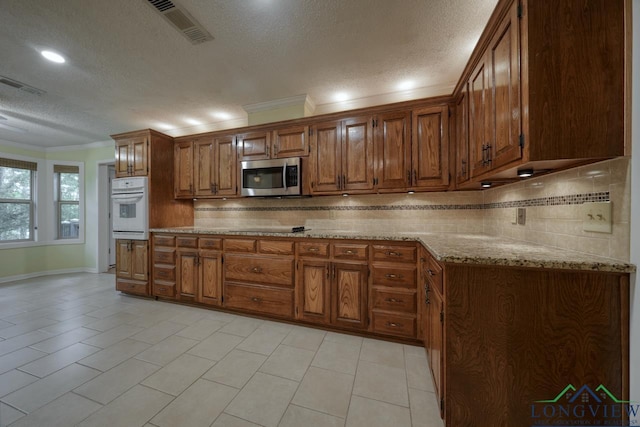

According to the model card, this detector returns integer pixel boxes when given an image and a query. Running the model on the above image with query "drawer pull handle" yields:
[386,322,402,328]
[385,298,403,303]
[252,267,263,273]
[427,269,436,276]
[343,250,356,255]
[308,247,319,252]
[251,297,262,302]
[385,251,401,257]
[385,273,403,279]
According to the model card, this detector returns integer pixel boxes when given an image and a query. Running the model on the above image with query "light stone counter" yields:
[151,227,636,273]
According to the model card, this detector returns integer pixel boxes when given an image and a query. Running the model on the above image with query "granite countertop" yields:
[150,227,636,273]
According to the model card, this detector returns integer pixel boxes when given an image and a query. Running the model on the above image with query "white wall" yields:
[630,0,639,414]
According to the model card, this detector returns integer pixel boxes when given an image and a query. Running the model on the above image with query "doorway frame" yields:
[96,160,115,273]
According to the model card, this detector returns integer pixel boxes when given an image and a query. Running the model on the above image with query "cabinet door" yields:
[411,106,449,189]
[375,111,411,190]
[455,89,470,184]
[272,125,309,158]
[489,0,522,169]
[115,142,130,177]
[115,240,132,279]
[342,116,374,191]
[297,260,331,324]
[131,240,148,282]
[331,262,368,330]
[175,140,194,198]
[238,131,271,161]
[213,134,237,197]
[469,54,492,178]
[177,250,198,301]
[429,288,444,415]
[130,136,148,176]
[193,138,214,197]
[310,121,342,193]
[199,250,222,306]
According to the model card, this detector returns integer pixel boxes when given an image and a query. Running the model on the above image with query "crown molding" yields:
[164,117,249,137]
[243,94,316,115]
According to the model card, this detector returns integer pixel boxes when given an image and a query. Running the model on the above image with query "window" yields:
[54,165,80,239]
[0,158,37,241]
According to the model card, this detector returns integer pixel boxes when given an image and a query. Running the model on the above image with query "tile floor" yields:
[0,273,442,427]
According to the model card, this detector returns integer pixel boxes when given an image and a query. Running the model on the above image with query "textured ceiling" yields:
[0,0,498,148]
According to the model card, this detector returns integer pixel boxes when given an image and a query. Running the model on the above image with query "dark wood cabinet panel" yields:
[224,254,294,287]
[224,283,294,318]
[411,106,449,189]
[116,239,149,296]
[372,311,416,338]
[428,285,444,414]
[455,89,469,184]
[342,116,374,191]
[193,138,213,197]
[371,288,416,313]
[331,262,368,330]
[297,260,331,324]
[177,249,198,300]
[272,125,309,158]
[115,135,148,178]
[199,250,222,306]
[371,264,416,289]
[174,140,194,198]
[374,111,411,190]
[309,121,343,193]
[372,244,417,263]
[213,134,237,197]
[238,131,271,161]
[469,55,492,179]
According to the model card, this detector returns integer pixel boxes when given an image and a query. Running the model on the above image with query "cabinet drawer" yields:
[224,283,293,317]
[154,235,175,247]
[297,241,329,258]
[153,266,175,282]
[258,240,294,255]
[177,236,198,248]
[372,265,416,288]
[372,245,417,263]
[333,243,368,260]
[153,248,175,264]
[199,237,222,250]
[153,282,175,297]
[425,257,443,295]
[224,255,294,287]
[116,279,148,296]
[224,239,257,253]
[372,312,416,338]
[372,288,417,313]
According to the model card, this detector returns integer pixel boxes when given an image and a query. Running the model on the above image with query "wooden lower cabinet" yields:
[297,260,331,324]
[331,262,368,330]
[177,245,222,306]
[224,283,294,317]
[115,239,149,296]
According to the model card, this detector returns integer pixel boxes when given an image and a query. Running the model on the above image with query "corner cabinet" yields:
[115,239,149,296]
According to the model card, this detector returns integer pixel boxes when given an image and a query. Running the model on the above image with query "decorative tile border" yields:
[195,192,610,212]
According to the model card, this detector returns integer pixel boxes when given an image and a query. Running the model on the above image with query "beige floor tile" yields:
[74,358,161,405]
[260,344,315,381]
[40,315,99,334]
[359,338,405,369]
[0,369,38,398]
[409,388,442,427]
[292,366,354,418]
[1,363,100,413]
[345,395,411,427]
[236,328,287,356]
[0,331,53,357]
[29,327,100,353]
[0,347,47,375]
[405,350,432,392]
[142,353,215,396]
[203,349,266,389]
[257,321,295,335]
[175,318,227,341]
[212,413,261,427]
[187,332,244,361]
[18,342,100,378]
[218,317,263,337]
[323,332,364,347]
[311,340,361,375]
[78,338,151,372]
[353,360,409,407]
[225,372,298,427]
[83,313,139,332]
[282,327,326,352]
[135,335,199,366]
[0,320,14,330]
[0,402,25,426]
[129,320,186,344]
[0,317,58,339]
[2,307,62,324]
[8,392,102,427]
[168,310,207,326]
[81,324,145,348]
[151,379,238,427]
[76,384,173,427]
[279,404,345,427]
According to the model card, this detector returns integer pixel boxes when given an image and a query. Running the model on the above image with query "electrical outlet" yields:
[517,207,526,225]
[582,201,612,233]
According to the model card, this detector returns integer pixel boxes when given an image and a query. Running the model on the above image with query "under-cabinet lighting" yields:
[407,191,415,194]
[480,182,492,188]
[517,168,534,178]
[342,193,349,197]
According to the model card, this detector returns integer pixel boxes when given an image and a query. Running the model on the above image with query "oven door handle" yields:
[282,162,288,191]
[112,195,143,204]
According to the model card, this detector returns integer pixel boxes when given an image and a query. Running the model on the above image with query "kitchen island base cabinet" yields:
[115,239,149,296]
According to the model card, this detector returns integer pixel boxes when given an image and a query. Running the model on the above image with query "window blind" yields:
[0,158,37,171]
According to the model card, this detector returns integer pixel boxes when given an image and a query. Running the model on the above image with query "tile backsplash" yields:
[194,157,631,261]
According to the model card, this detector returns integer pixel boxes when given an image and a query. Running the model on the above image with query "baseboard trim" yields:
[0,267,100,284]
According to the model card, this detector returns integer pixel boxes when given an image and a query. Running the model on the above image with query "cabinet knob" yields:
[251,266,263,273]
[308,247,319,252]
[385,251,401,257]
[385,273,402,279]
[251,296,262,303]
[386,322,402,328]
[343,250,356,255]
[427,269,436,276]
[385,298,403,303]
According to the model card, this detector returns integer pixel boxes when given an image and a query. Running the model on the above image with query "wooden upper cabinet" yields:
[115,135,148,177]
[411,106,449,189]
[374,111,411,190]
[342,116,374,192]
[213,134,237,196]
[174,140,194,198]
[455,89,470,185]
[193,138,214,197]
[237,131,271,161]
[309,120,342,193]
[469,54,492,178]
[489,0,522,170]
[272,125,309,158]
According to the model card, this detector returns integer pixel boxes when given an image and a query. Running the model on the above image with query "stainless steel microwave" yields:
[240,157,302,197]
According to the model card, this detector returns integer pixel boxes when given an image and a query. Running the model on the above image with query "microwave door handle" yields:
[282,162,288,190]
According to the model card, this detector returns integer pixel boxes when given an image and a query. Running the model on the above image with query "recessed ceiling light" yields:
[397,80,415,91]
[212,112,231,120]
[41,50,66,64]
[185,118,202,126]
[334,92,349,102]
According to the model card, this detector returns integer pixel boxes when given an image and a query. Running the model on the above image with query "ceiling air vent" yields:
[0,76,46,96]
[144,0,214,45]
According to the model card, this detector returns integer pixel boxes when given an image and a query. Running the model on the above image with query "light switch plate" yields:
[517,207,526,225]
[582,201,612,233]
